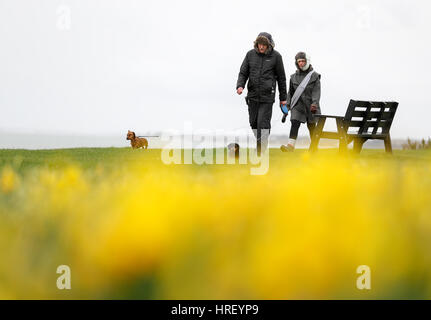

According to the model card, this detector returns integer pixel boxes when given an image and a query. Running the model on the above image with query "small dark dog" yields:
[227,143,240,159]
[126,130,148,149]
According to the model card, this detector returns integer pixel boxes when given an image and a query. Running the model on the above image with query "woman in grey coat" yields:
[280,52,321,152]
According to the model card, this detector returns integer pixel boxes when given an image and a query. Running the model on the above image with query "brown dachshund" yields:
[126,130,148,149]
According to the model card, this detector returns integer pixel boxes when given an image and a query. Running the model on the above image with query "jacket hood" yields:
[254,32,275,55]
[295,52,311,71]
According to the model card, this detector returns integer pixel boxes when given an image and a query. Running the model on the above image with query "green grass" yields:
[1,147,431,176]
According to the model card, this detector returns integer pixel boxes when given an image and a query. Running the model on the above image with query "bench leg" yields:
[384,134,393,154]
[353,138,366,154]
[336,119,348,154]
[309,118,325,152]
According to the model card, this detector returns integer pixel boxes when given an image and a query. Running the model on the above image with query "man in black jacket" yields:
[236,32,287,155]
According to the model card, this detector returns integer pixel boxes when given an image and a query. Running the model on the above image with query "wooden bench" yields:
[309,100,399,154]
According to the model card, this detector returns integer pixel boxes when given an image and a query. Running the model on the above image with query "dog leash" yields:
[135,113,287,141]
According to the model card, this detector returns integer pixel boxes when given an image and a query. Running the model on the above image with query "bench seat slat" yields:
[346,133,388,139]
[346,120,392,128]
[351,111,395,119]
[317,132,388,140]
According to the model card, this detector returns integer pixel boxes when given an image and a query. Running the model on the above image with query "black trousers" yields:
[248,100,273,154]
[289,119,316,140]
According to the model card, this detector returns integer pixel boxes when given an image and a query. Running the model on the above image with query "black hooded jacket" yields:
[236,34,287,104]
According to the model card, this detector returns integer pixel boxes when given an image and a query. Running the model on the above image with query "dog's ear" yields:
[133,132,136,139]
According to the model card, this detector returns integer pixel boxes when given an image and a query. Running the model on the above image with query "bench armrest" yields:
[315,114,345,120]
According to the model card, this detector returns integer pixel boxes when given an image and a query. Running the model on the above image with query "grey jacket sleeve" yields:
[275,54,287,101]
[286,78,294,107]
[236,53,249,90]
[311,75,321,107]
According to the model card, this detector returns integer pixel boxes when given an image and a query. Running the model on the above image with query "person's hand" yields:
[280,101,289,124]
[311,104,318,114]
[237,87,244,95]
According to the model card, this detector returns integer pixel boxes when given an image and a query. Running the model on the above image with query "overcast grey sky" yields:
[0,0,430,140]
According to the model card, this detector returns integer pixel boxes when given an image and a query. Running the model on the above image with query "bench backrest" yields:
[343,100,398,135]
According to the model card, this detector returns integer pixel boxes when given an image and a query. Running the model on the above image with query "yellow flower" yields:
[0,166,19,193]
[1,150,431,298]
